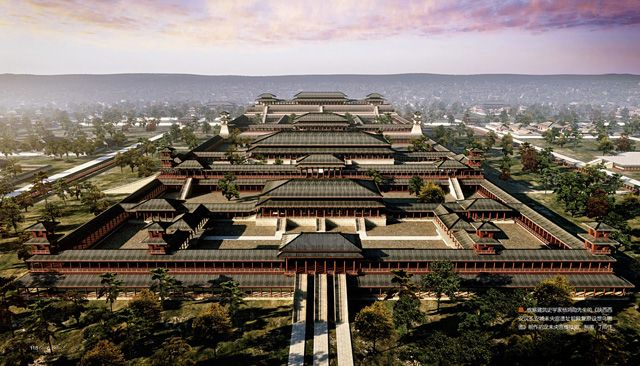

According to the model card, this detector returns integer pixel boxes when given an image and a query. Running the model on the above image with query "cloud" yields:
[2,0,640,45]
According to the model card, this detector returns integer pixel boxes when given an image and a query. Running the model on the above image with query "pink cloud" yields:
[1,0,639,44]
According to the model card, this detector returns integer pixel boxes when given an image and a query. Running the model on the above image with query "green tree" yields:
[354,301,395,353]
[408,175,424,197]
[533,275,573,307]
[421,260,460,312]
[3,158,22,178]
[598,136,615,156]
[484,131,498,151]
[0,198,24,233]
[150,268,181,308]
[80,340,125,366]
[219,280,245,316]
[42,202,62,223]
[217,172,240,201]
[418,181,445,203]
[393,293,424,332]
[25,299,57,353]
[500,133,514,155]
[192,303,232,357]
[499,155,512,180]
[366,168,383,188]
[98,272,123,312]
[409,135,431,152]
[52,180,69,205]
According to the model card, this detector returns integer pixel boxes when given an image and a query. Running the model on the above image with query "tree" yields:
[52,180,69,205]
[500,133,514,155]
[418,181,445,203]
[42,202,62,223]
[80,340,125,366]
[519,142,539,172]
[25,299,57,353]
[150,268,181,308]
[408,135,431,152]
[98,272,123,312]
[354,301,395,353]
[408,175,424,197]
[219,280,245,316]
[499,155,512,180]
[128,289,162,324]
[3,158,22,178]
[484,131,498,151]
[616,134,634,152]
[150,337,194,366]
[135,155,157,177]
[217,172,239,201]
[111,131,127,147]
[181,127,199,149]
[81,183,111,215]
[598,136,615,156]
[421,260,460,312]
[169,123,181,142]
[586,189,611,219]
[192,303,232,356]
[200,121,212,135]
[0,198,24,233]
[393,294,424,332]
[533,275,573,307]
[366,168,383,188]
[63,290,88,324]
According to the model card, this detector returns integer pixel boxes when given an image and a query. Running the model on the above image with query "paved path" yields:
[288,274,307,366]
[104,173,159,195]
[334,274,354,366]
[313,274,329,366]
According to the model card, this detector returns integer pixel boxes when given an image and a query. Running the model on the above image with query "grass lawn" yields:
[90,165,156,192]
[526,139,606,162]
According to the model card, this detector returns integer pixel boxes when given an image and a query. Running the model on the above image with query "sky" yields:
[1,0,640,75]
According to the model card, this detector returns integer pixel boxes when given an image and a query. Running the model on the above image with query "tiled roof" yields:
[474,221,502,232]
[249,147,393,155]
[294,113,348,123]
[260,200,385,209]
[278,233,362,258]
[175,160,204,169]
[293,91,347,99]
[127,199,185,212]
[252,131,389,146]
[261,179,381,199]
[584,222,615,231]
[297,154,344,166]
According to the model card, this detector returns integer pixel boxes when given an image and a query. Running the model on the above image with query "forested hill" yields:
[1,73,639,108]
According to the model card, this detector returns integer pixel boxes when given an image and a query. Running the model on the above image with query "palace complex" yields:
[18,92,633,298]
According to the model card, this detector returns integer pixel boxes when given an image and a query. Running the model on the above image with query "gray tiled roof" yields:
[261,179,381,199]
[17,273,292,289]
[252,131,389,146]
[279,233,362,258]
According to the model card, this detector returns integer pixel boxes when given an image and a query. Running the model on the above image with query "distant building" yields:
[601,152,640,171]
